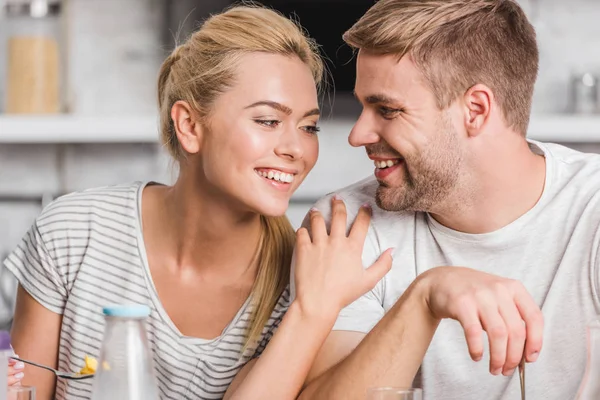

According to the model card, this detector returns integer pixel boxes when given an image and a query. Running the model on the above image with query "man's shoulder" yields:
[538,141,600,173]
[536,142,600,198]
[309,176,416,226]
[315,175,379,210]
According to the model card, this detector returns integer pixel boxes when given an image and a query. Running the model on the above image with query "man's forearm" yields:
[298,278,440,400]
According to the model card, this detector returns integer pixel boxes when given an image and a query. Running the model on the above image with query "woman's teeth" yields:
[374,159,401,169]
[256,169,295,183]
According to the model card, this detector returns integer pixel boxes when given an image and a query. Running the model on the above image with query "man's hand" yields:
[417,266,544,376]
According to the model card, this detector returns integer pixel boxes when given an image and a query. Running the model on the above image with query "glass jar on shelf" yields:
[1,0,67,114]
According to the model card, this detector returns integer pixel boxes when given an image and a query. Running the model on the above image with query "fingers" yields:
[7,358,25,386]
[8,371,25,386]
[363,247,393,290]
[329,196,348,237]
[478,296,508,375]
[309,208,327,243]
[514,284,544,362]
[479,284,538,376]
[498,295,526,375]
[296,227,311,248]
[431,270,542,376]
[455,301,485,362]
[311,196,371,243]
[349,203,372,243]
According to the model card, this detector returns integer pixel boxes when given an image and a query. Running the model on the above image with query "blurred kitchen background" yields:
[0,0,600,328]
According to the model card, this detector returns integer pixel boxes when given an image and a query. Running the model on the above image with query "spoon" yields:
[11,356,94,380]
[518,356,526,400]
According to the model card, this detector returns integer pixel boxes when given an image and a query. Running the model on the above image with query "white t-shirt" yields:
[296,141,600,400]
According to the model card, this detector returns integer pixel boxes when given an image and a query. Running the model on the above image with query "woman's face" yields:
[195,53,320,217]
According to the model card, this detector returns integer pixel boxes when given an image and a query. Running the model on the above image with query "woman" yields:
[4,4,393,400]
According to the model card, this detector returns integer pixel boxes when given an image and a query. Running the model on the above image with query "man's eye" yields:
[379,107,401,118]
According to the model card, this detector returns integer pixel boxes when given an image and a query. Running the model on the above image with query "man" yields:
[295,0,600,399]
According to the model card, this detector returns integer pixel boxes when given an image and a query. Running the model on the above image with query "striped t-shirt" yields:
[4,182,290,399]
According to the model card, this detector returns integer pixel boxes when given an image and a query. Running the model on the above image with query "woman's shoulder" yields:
[35,181,145,236]
[27,181,147,276]
[42,182,143,217]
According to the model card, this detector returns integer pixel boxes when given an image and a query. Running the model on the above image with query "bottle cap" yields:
[103,304,151,318]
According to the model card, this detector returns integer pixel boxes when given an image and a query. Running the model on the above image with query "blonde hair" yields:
[157,4,324,348]
[344,0,538,136]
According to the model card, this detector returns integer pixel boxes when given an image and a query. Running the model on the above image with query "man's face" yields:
[350,51,465,212]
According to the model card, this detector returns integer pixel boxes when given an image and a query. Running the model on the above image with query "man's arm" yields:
[299,267,544,400]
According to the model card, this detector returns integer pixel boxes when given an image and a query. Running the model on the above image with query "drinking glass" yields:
[366,387,422,400]
[8,386,35,400]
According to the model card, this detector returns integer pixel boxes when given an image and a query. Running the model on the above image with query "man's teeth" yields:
[374,159,401,169]
[256,169,295,183]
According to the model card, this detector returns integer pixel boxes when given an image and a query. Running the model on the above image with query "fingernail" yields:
[14,362,24,370]
[310,207,318,213]
[361,202,371,209]
[491,368,502,375]
[503,368,515,376]
[14,372,24,380]
[333,194,342,201]
[529,351,539,362]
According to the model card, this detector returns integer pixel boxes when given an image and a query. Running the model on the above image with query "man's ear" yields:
[463,84,493,138]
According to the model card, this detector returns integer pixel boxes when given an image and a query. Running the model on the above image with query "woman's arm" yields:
[224,302,339,400]
[10,285,63,400]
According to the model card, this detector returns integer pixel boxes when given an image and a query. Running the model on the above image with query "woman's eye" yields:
[302,125,320,135]
[255,119,281,128]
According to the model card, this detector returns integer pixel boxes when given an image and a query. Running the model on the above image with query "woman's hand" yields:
[293,196,393,321]
[7,355,25,386]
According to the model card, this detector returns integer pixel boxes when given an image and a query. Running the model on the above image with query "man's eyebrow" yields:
[354,90,402,105]
[365,94,400,105]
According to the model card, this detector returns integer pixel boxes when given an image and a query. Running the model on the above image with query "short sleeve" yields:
[3,221,68,314]
[290,192,386,334]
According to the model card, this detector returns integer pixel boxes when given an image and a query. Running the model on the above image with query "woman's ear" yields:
[171,100,204,154]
